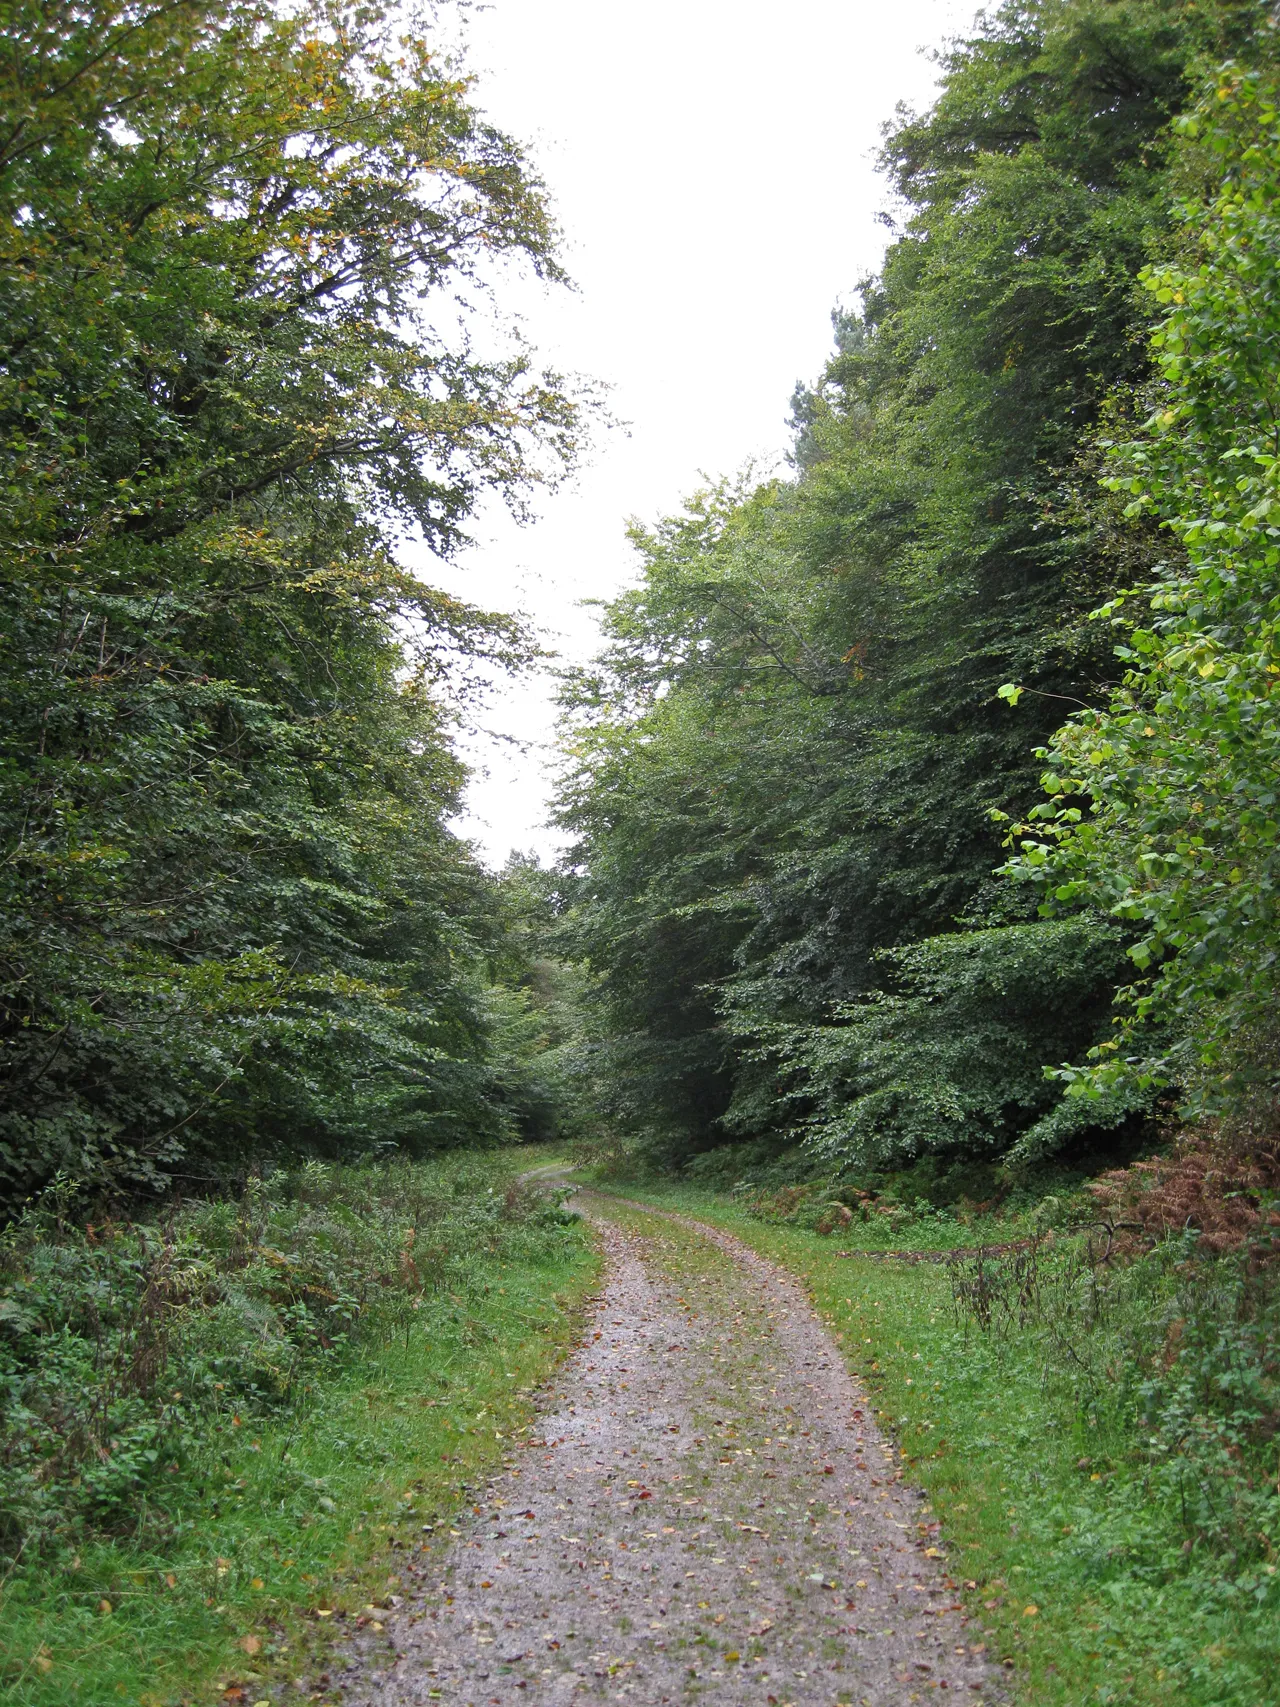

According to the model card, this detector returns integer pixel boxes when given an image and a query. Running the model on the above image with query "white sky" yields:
[423,0,972,866]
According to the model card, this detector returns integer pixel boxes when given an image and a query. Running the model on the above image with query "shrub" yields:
[782,920,1148,1174]
[0,1155,575,1557]
[950,1227,1280,1570]
[1089,1128,1280,1254]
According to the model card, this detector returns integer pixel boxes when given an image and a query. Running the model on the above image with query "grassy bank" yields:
[584,1175,1279,1707]
[1,1150,599,1706]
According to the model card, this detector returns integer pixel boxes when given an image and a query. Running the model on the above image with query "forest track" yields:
[342,1189,1000,1707]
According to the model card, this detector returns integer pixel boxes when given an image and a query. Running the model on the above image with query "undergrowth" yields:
[574,1139,1072,1250]
[0,1149,597,1704]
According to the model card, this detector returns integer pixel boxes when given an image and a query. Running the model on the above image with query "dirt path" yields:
[344,1191,1000,1706]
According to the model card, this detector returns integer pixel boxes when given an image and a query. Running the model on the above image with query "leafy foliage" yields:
[949,1228,1280,1575]
[0,1154,580,1558]
[556,0,1274,1174]
[1006,67,1280,1113]
[764,920,1144,1172]
[0,1,585,1205]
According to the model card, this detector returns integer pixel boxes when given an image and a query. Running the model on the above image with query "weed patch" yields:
[0,1150,598,1704]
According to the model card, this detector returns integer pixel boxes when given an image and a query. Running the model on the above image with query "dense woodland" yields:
[556,0,1280,1204]
[7,0,1280,1211]
[4,0,1280,1214]
[0,0,584,1214]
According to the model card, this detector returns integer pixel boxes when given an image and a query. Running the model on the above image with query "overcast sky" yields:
[423,0,972,866]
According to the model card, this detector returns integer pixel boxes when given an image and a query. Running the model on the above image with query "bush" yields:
[768,920,1150,1175]
[1089,1128,1280,1254]
[1007,70,1280,1116]
[681,1139,823,1194]
[950,1228,1280,1572]
[0,1155,575,1558]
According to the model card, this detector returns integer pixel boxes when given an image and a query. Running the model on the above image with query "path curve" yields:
[343,1189,1001,1706]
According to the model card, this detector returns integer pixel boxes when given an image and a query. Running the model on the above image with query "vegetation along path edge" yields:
[337,1187,1001,1705]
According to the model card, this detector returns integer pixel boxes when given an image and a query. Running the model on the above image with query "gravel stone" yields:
[343,1191,1001,1707]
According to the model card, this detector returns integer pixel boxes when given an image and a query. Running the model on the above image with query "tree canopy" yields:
[554,0,1280,1185]
[0,0,584,1207]
[10,0,1280,1213]
[1006,64,1280,1125]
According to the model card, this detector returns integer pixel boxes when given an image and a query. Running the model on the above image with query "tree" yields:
[0,1,584,1205]
[1005,65,1280,1122]
[555,0,1274,1178]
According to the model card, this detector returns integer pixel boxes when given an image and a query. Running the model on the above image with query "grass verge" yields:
[583,1174,1279,1707]
[1,1149,600,1707]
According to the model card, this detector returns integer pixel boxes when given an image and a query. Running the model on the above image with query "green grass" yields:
[601,1172,1049,1249]
[583,1173,1280,1707]
[0,1150,601,1707]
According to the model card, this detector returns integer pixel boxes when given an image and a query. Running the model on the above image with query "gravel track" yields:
[344,1190,1000,1707]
